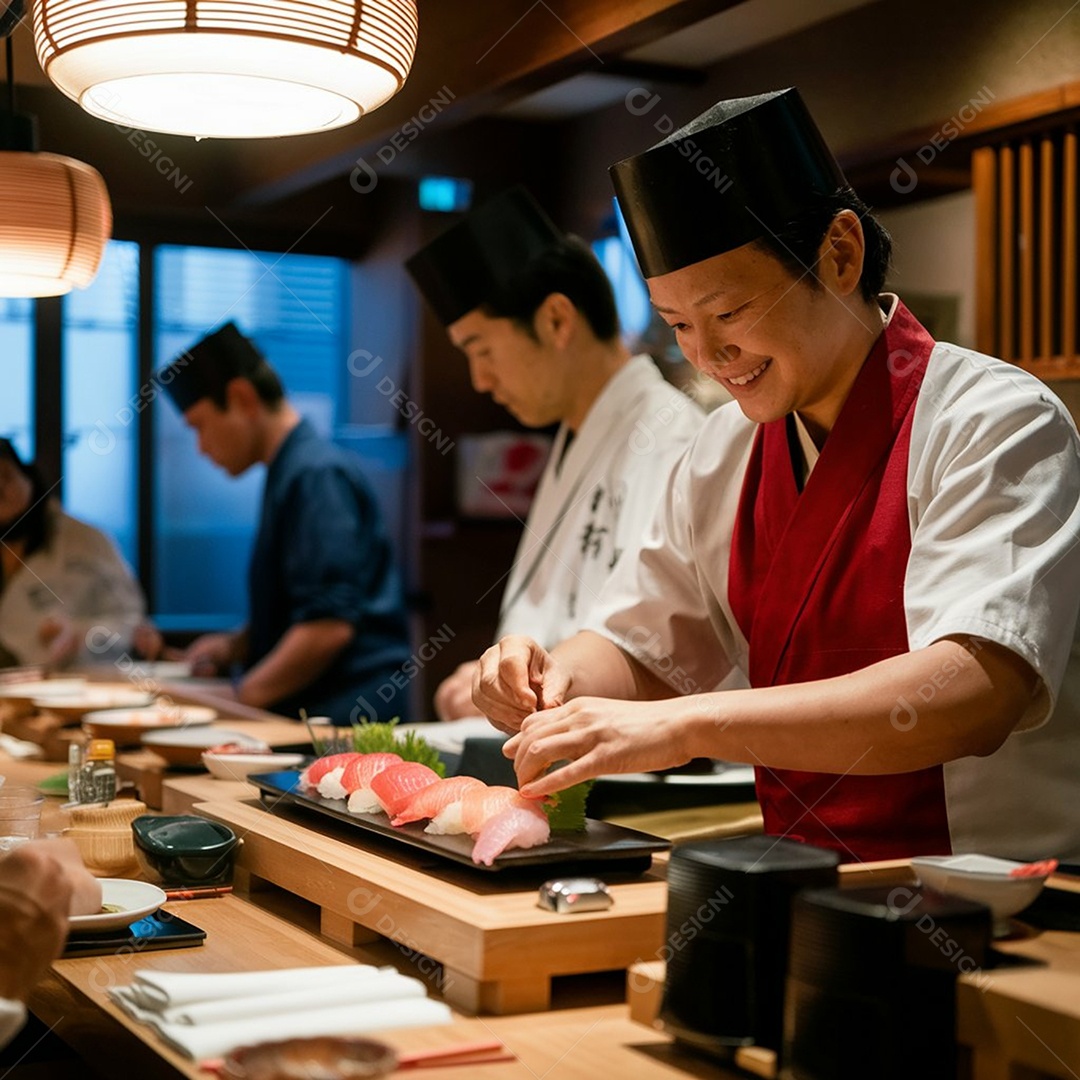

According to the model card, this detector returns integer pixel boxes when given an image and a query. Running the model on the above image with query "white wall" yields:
[879,190,976,349]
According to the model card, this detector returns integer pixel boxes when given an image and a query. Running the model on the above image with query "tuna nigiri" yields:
[390,776,485,827]
[369,762,441,817]
[426,785,525,836]
[299,752,359,793]
[316,753,369,800]
[471,802,550,866]
[339,752,403,813]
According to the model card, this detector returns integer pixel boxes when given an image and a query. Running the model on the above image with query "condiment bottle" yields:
[67,743,82,804]
[79,739,117,804]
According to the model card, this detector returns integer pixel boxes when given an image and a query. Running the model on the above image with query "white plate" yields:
[202,751,306,781]
[912,854,1052,930]
[68,879,168,932]
[34,688,156,712]
[0,678,87,699]
[84,705,218,729]
[142,727,265,752]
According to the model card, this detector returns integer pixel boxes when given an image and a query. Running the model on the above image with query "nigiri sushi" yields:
[316,753,368,800]
[299,752,358,793]
[471,802,550,866]
[391,776,485,827]
[339,752,403,814]
[426,785,525,836]
[369,762,441,817]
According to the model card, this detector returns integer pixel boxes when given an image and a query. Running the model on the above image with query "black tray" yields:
[248,770,670,873]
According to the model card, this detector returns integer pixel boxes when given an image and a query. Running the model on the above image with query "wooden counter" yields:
[30,890,734,1080]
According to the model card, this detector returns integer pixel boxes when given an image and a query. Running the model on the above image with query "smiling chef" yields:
[472,88,1080,864]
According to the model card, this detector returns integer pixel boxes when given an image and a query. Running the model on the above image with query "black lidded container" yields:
[783,885,992,1080]
[660,836,840,1057]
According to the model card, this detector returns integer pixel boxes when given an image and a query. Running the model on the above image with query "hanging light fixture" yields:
[0,1,110,297]
[32,0,419,140]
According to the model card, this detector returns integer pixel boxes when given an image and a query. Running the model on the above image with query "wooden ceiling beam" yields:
[229,0,730,209]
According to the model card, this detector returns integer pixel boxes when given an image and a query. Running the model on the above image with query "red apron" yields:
[728,301,952,862]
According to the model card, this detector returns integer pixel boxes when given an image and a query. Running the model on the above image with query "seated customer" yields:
[0,840,102,1048]
[0,439,144,668]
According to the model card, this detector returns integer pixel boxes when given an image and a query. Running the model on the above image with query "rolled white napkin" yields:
[157,998,453,1060]
[163,973,427,1026]
[125,965,388,1010]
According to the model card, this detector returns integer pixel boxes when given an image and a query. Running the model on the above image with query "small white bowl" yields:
[912,854,1052,934]
[202,751,306,781]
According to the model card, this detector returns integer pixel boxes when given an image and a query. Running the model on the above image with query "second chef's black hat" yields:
[609,87,847,278]
[406,187,563,326]
[160,322,268,412]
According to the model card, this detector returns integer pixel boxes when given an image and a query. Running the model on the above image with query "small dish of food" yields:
[202,746,305,781]
[84,705,218,747]
[912,854,1057,934]
[67,878,168,932]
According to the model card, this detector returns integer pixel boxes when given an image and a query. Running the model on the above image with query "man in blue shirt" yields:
[158,323,411,723]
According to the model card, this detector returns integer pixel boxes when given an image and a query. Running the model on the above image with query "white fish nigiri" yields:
[471,803,550,866]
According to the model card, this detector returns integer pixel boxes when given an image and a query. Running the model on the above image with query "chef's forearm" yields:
[552,630,675,700]
[237,620,353,710]
[683,636,1037,774]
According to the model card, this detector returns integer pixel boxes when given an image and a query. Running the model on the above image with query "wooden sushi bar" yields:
[1,669,1080,1079]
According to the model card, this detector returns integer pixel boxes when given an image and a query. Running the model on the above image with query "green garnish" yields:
[542,780,594,833]
[348,719,446,778]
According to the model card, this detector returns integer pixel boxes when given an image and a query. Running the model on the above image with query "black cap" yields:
[405,187,562,326]
[609,87,847,278]
[159,323,266,412]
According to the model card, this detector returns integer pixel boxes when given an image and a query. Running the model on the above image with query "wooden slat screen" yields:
[974,125,1080,375]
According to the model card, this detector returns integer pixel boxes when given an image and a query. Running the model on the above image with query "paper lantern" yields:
[32,0,419,139]
[0,150,111,297]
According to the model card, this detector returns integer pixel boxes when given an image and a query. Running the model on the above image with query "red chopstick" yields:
[397,1040,514,1069]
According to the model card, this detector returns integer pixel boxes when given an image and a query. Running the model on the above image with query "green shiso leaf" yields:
[542,779,593,832]
[349,719,446,778]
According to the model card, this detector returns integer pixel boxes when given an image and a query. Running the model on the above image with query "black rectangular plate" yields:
[248,771,670,873]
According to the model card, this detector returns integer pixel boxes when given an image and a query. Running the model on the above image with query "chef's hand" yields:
[25,839,103,916]
[504,697,695,798]
[184,632,237,677]
[0,842,98,1001]
[472,635,572,734]
[434,662,480,721]
[38,615,79,668]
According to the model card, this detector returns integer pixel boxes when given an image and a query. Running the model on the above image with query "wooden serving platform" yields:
[196,793,669,1017]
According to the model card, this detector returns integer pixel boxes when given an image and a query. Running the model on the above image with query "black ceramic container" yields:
[131,815,239,887]
[660,836,840,1057]
[783,884,992,1080]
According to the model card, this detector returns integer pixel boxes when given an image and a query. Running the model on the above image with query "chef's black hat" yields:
[160,322,268,412]
[610,87,847,278]
[406,187,563,326]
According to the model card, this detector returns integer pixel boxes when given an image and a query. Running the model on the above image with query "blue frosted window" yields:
[0,298,34,459]
[152,245,350,628]
[62,240,140,567]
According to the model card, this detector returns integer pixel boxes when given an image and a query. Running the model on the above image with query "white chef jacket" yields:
[0,503,144,667]
[586,312,1080,861]
[497,354,704,649]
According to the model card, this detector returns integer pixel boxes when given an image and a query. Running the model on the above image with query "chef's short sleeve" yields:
[906,348,1080,730]
[278,466,381,626]
[584,416,753,696]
